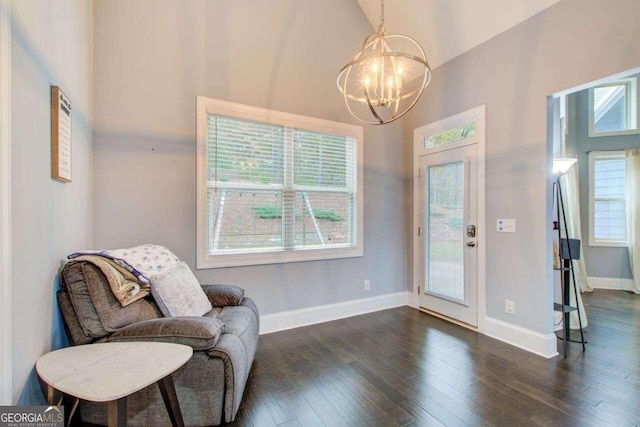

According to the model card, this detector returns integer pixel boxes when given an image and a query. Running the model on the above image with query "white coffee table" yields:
[36,341,193,427]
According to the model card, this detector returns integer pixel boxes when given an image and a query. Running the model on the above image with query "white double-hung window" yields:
[196,97,363,268]
[589,151,627,246]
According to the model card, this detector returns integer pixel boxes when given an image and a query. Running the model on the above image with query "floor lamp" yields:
[553,158,586,357]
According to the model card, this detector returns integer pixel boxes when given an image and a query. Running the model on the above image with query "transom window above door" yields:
[424,123,476,149]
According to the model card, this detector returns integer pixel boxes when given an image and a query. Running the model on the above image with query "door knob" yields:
[466,241,476,247]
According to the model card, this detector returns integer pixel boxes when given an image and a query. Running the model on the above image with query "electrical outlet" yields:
[364,280,371,291]
[505,299,515,315]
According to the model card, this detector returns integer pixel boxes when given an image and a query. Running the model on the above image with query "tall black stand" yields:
[554,177,587,357]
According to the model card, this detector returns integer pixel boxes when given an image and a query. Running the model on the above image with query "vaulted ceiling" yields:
[356,0,562,69]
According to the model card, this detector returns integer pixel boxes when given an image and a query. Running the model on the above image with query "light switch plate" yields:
[497,219,516,233]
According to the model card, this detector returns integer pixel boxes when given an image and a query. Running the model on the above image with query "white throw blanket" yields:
[68,244,182,306]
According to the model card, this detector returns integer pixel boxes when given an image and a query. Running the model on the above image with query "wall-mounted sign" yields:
[51,86,71,182]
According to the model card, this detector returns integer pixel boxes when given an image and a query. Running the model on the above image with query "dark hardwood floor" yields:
[227,290,640,426]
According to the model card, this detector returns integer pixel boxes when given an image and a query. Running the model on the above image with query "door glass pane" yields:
[425,161,465,302]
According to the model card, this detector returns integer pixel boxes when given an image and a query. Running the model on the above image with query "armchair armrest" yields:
[202,284,244,307]
[109,317,224,351]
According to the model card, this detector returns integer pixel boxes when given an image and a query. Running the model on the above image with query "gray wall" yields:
[566,86,640,279]
[11,0,93,403]
[92,0,410,315]
[407,0,640,334]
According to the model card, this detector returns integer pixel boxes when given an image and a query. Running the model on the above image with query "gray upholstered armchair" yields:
[57,260,259,426]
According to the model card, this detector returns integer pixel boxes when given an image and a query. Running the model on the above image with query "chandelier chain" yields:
[378,0,385,33]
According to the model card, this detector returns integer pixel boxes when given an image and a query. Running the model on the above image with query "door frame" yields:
[418,142,478,325]
[413,105,486,332]
[0,0,12,405]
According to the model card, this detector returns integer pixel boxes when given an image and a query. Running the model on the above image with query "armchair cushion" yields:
[109,317,225,350]
[202,284,245,307]
[150,262,212,317]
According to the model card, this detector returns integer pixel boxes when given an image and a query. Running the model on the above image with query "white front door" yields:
[418,143,478,326]
[413,105,485,329]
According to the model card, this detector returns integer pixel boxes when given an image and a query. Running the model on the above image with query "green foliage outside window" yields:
[253,205,343,221]
[425,123,476,148]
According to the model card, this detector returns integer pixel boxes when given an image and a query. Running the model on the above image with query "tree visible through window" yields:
[424,123,475,148]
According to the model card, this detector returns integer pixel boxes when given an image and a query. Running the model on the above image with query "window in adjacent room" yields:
[196,97,363,268]
[588,77,638,137]
[589,151,627,246]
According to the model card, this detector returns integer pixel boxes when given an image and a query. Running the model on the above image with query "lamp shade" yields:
[553,157,578,176]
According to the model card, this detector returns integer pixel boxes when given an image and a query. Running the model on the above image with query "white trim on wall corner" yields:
[0,0,12,405]
[589,276,637,291]
[482,316,558,359]
[260,292,410,335]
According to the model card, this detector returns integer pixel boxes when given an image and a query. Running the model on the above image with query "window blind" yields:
[291,129,357,247]
[206,114,357,255]
[593,155,626,241]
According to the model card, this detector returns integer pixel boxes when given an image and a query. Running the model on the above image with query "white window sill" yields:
[196,245,363,269]
[588,239,628,248]
[588,127,640,138]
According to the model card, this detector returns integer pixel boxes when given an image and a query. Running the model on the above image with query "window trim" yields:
[588,150,627,247]
[196,97,364,269]
[588,77,639,137]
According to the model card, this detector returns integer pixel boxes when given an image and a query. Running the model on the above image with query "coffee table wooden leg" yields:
[107,397,127,427]
[157,375,184,427]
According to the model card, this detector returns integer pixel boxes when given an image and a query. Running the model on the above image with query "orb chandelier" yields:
[337,0,432,125]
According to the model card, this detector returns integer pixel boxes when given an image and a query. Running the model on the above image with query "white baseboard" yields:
[589,276,637,291]
[260,291,410,335]
[482,316,558,359]
[259,292,559,359]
